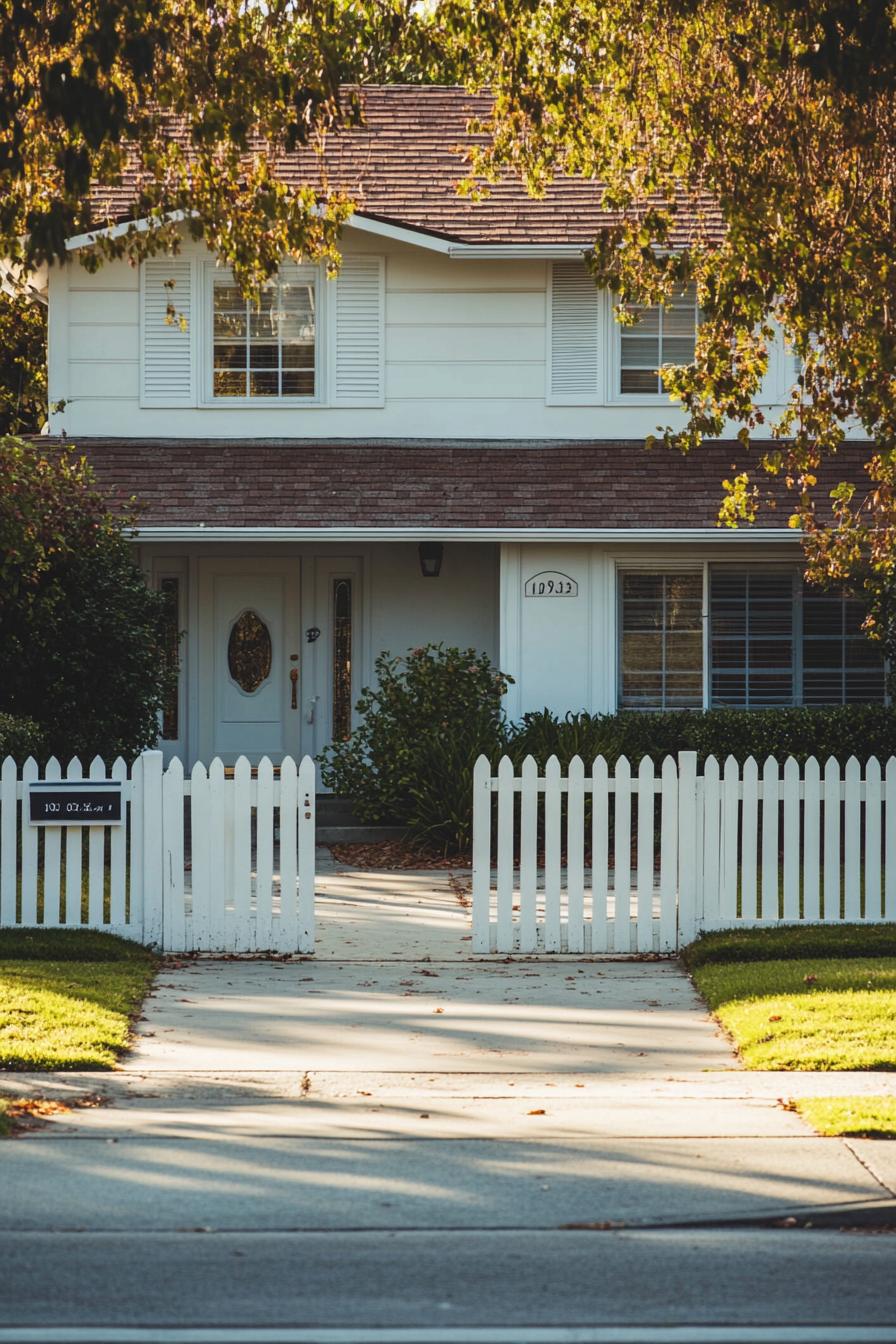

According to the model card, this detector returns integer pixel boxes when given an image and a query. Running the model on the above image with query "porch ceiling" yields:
[42,437,871,533]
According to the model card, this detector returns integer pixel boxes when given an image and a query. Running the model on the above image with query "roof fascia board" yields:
[65,210,189,252]
[63,208,591,259]
[448,244,589,260]
[343,214,455,253]
[134,525,799,543]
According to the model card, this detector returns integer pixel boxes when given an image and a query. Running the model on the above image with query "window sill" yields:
[200,398,327,409]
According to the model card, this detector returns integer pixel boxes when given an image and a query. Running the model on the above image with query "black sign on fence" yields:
[28,780,123,826]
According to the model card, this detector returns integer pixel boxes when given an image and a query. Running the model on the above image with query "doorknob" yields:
[289,667,299,709]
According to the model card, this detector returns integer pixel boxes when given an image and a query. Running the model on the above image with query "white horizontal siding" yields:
[68,290,139,325]
[68,361,139,399]
[387,290,545,326]
[388,256,545,292]
[386,361,544,399]
[69,268,139,292]
[388,324,544,363]
[68,324,139,362]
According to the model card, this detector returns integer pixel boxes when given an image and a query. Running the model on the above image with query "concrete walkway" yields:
[2,864,896,1334]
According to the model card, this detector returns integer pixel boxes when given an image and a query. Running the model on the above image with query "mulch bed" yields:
[328,840,472,869]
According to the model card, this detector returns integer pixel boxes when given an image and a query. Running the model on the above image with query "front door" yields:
[198,558,302,763]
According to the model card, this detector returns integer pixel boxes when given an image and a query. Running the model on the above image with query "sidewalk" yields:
[1,862,895,1331]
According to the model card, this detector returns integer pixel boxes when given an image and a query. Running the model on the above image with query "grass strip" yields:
[692,956,896,1069]
[792,1095,896,1138]
[0,929,158,1070]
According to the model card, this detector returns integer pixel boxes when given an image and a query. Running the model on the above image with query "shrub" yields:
[0,437,176,762]
[0,713,47,763]
[319,643,511,850]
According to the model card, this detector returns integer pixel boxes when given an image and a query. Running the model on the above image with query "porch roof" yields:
[50,437,871,535]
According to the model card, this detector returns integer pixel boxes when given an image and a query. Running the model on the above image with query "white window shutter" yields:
[140,259,195,407]
[548,261,601,403]
[332,255,385,406]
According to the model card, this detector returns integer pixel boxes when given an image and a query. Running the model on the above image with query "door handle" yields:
[289,668,299,709]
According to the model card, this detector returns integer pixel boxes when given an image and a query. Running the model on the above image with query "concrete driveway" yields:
[1,868,895,1335]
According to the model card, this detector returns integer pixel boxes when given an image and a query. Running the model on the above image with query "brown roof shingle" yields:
[90,86,722,248]
[51,437,869,531]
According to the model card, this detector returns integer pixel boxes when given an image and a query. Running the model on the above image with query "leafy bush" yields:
[507,704,896,770]
[0,437,176,762]
[0,712,47,763]
[319,644,511,850]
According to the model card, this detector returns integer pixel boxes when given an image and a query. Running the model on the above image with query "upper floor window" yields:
[619,284,699,396]
[211,269,316,400]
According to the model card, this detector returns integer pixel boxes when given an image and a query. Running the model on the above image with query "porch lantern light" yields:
[418,541,444,578]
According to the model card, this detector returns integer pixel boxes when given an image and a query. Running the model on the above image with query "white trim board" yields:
[134,526,799,544]
[64,208,592,261]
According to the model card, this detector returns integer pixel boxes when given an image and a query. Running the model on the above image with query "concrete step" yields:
[316,824,408,845]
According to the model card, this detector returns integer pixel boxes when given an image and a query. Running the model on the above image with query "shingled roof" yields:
[90,85,722,249]
[49,438,868,532]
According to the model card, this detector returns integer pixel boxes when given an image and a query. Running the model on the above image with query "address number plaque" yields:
[524,571,579,598]
[29,780,124,826]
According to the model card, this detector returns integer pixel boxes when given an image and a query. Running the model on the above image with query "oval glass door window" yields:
[227,610,273,693]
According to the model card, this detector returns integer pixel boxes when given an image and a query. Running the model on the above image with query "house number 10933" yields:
[524,571,579,598]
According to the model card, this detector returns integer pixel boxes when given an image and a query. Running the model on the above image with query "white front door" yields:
[198,558,302,763]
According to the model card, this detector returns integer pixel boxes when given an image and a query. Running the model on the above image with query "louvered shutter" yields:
[548,261,601,403]
[140,259,195,407]
[332,255,385,406]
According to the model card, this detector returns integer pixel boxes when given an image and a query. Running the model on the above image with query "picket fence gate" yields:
[0,751,317,953]
[472,751,896,954]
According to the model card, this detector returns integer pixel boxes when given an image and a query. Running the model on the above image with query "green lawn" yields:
[793,1096,896,1138]
[0,929,158,1070]
[686,926,896,1070]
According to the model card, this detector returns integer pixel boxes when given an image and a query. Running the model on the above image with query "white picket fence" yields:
[0,751,317,953]
[472,752,896,954]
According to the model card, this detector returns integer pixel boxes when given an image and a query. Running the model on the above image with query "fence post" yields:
[297,755,316,954]
[141,750,165,946]
[472,755,492,953]
[677,751,699,948]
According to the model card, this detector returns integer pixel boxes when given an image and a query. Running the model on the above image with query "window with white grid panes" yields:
[619,284,699,395]
[212,271,316,399]
[619,571,704,709]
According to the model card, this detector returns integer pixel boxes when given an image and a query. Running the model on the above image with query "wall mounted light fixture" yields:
[418,541,444,578]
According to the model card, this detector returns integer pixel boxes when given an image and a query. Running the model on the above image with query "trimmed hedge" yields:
[682,923,896,968]
[0,928,156,962]
[507,704,896,769]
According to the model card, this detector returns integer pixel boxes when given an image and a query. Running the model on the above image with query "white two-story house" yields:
[33,86,884,767]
